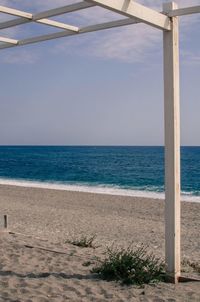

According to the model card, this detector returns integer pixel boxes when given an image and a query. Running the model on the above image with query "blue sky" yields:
[0,0,199,145]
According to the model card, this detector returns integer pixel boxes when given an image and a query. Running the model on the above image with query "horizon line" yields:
[0,145,199,147]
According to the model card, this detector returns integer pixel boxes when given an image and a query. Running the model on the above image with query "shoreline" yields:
[0,183,199,257]
[0,178,199,203]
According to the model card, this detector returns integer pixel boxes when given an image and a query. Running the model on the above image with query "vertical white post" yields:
[163,2,181,283]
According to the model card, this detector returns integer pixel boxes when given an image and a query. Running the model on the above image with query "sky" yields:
[0,0,199,146]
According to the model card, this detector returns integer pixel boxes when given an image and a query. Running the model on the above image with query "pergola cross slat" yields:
[36,19,79,32]
[168,5,200,17]
[0,1,199,50]
[0,0,200,284]
[0,2,95,30]
[0,36,18,44]
[0,17,140,50]
[0,5,32,19]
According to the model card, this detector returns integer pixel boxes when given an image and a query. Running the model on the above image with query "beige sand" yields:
[0,184,199,301]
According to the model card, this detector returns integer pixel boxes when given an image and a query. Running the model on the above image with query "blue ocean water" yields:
[0,146,199,201]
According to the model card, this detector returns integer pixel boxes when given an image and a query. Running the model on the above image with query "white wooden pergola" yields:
[0,0,200,283]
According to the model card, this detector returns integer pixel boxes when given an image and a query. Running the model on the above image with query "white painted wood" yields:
[0,2,94,30]
[0,36,18,44]
[163,2,181,283]
[80,18,138,33]
[0,5,32,19]
[0,18,29,30]
[32,2,94,20]
[0,17,78,33]
[0,43,15,50]
[0,3,199,32]
[0,18,138,50]
[86,0,171,30]
[36,19,79,32]
[168,5,200,17]
[18,30,77,46]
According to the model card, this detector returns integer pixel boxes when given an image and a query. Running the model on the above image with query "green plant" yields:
[92,245,165,285]
[66,235,96,248]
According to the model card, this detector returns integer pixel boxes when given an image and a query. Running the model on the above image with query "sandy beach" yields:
[0,184,199,301]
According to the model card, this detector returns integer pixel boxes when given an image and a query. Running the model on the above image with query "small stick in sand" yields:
[4,215,8,229]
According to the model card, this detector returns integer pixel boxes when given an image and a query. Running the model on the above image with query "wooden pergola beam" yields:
[19,30,77,47]
[0,18,138,50]
[36,19,79,32]
[33,2,94,20]
[80,18,139,33]
[0,18,30,30]
[0,36,18,44]
[86,0,171,30]
[0,5,32,19]
[0,2,94,30]
[168,5,200,17]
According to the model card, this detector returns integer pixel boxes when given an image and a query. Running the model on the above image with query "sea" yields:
[0,146,199,202]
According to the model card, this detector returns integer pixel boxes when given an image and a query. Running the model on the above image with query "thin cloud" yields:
[0,0,199,64]
[0,49,39,64]
[181,50,200,66]
[52,0,200,64]
[0,0,79,12]
[139,0,200,9]
[88,25,161,63]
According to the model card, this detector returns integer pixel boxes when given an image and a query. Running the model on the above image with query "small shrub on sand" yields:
[92,245,165,285]
[66,235,96,248]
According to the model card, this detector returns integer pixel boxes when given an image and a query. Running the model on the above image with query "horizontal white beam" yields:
[0,36,18,44]
[32,2,94,20]
[0,18,29,30]
[0,2,94,30]
[86,0,171,30]
[0,17,79,33]
[168,5,200,17]
[0,43,15,50]
[80,18,138,33]
[0,5,32,19]
[19,30,77,46]
[0,18,136,50]
[36,19,79,32]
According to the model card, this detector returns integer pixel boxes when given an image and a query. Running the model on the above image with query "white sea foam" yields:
[0,178,199,203]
